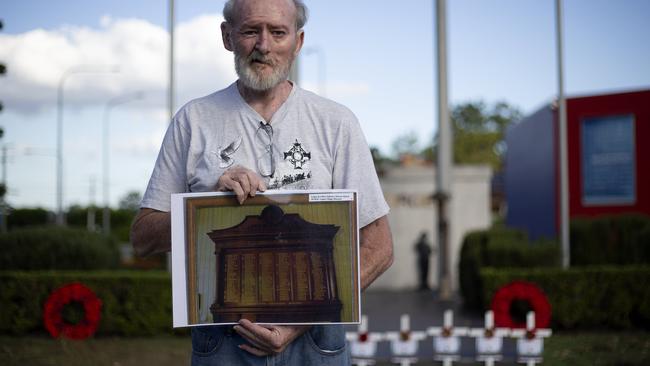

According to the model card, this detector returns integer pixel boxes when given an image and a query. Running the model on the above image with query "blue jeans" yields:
[191,325,350,365]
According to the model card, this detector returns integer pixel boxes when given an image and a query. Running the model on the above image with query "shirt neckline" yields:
[230,81,299,127]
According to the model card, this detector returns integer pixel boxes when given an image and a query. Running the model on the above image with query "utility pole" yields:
[556,0,570,268]
[434,0,453,300]
[87,176,96,232]
[0,19,7,233]
[169,0,176,123]
[0,144,7,233]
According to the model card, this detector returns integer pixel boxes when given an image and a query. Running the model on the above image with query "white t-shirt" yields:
[141,82,388,227]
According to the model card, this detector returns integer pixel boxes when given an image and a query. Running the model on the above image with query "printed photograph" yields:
[171,190,360,326]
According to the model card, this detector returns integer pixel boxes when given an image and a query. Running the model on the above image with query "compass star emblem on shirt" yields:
[283,139,311,169]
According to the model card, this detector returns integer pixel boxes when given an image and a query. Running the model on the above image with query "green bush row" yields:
[6,207,137,242]
[0,226,120,270]
[480,266,650,330]
[0,271,183,336]
[571,214,650,266]
[459,227,560,310]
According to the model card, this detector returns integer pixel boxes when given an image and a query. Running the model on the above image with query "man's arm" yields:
[131,208,171,257]
[359,215,394,290]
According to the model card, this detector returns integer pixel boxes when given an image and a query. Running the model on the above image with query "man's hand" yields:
[216,165,267,204]
[233,319,310,356]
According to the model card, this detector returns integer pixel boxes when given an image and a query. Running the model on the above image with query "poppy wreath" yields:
[43,282,102,339]
[490,280,551,329]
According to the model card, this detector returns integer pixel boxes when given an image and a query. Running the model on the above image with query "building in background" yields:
[505,89,650,240]
[370,160,492,291]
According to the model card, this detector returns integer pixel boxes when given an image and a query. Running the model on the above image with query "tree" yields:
[441,101,522,170]
[118,191,142,212]
[390,131,420,159]
[453,101,522,170]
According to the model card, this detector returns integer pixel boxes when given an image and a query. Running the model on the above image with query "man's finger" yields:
[238,343,270,357]
[226,179,246,203]
[233,324,274,352]
[245,171,263,197]
[237,319,276,341]
[237,172,252,197]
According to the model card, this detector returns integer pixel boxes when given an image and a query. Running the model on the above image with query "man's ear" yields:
[221,22,234,51]
[293,29,305,57]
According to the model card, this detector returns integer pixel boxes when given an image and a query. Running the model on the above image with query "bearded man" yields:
[131,0,393,364]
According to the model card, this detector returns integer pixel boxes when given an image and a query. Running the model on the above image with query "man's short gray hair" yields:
[223,0,309,30]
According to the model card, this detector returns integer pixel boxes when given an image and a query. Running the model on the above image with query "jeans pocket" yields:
[306,325,347,356]
[191,326,226,356]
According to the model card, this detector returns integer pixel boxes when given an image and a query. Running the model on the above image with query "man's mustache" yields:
[248,51,275,66]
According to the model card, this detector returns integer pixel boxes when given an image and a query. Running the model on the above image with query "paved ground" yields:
[356,289,483,331]
[348,290,522,364]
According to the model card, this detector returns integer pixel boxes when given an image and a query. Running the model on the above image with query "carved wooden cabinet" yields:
[207,205,342,323]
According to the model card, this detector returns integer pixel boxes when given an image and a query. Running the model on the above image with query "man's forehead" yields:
[231,0,297,23]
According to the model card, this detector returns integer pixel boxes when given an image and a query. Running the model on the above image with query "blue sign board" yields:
[581,115,636,205]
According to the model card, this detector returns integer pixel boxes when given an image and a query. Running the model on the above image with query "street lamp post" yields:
[435,0,453,300]
[56,65,119,226]
[102,92,144,236]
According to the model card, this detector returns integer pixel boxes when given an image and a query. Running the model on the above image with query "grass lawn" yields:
[544,331,650,366]
[1,331,649,365]
[0,335,191,366]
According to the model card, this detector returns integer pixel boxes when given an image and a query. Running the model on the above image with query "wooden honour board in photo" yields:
[174,191,360,326]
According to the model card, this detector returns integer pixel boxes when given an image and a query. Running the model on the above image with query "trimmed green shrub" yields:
[459,227,560,310]
[480,266,650,330]
[66,207,136,242]
[7,208,52,228]
[0,271,182,336]
[0,226,120,270]
[571,214,650,266]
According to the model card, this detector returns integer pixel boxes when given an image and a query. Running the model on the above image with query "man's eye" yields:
[272,31,286,36]
[242,30,257,36]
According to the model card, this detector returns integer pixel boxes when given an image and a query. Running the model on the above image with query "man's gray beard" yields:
[234,51,292,91]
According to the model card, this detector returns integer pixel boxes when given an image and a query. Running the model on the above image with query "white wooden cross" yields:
[511,311,552,366]
[385,314,428,365]
[469,310,510,366]
[427,310,469,366]
[346,315,383,366]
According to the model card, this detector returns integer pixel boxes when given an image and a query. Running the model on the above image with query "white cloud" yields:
[0,14,236,114]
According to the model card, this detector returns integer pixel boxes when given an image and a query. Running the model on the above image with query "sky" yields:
[0,0,649,210]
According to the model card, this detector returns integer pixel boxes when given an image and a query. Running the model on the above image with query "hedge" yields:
[0,226,120,270]
[6,208,52,228]
[480,266,650,330]
[66,207,137,242]
[571,214,650,266]
[459,227,560,310]
[0,271,183,336]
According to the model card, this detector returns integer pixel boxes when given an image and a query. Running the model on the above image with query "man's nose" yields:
[255,30,270,54]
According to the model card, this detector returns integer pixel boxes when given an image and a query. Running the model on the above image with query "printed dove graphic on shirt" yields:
[213,136,242,168]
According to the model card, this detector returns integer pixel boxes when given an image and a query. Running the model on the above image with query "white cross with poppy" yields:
[511,311,552,366]
[469,310,511,366]
[384,314,428,365]
[427,310,469,366]
[346,315,383,365]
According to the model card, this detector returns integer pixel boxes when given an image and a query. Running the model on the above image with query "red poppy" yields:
[490,281,551,329]
[43,282,102,339]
